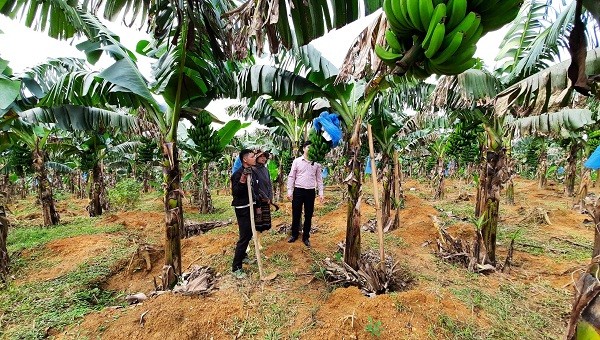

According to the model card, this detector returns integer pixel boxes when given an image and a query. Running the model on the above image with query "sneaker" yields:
[232,269,247,279]
[242,257,256,265]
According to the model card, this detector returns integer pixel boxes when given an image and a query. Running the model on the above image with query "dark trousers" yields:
[232,207,252,271]
[291,187,316,240]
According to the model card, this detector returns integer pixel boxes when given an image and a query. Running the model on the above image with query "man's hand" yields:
[319,196,324,204]
[286,194,292,201]
[240,167,252,184]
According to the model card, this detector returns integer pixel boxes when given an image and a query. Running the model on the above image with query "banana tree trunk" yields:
[565,142,579,197]
[391,150,402,231]
[506,180,514,205]
[162,140,183,287]
[477,148,508,266]
[595,169,600,188]
[88,162,104,217]
[577,169,591,209]
[191,163,200,205]
[381,156,392,230]
[143,175,149,193]
[505,142,515,205]
[0,175,9,204]
[434,157,445,200]
[68,172,75,194]
[475,142,486,217]
[20,176,26,199]
[32,142,59,226]
[199,162,214,213]
[276,157,285,202]
[537,149,548,189]
[0,206,8,285]
[344,126,363,270]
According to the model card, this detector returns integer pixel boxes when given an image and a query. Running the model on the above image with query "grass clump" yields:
[0,242,132,339]
[450,282,567,339]
[8,217,122,254]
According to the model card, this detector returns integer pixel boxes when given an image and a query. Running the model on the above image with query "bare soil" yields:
[10,178,593,339]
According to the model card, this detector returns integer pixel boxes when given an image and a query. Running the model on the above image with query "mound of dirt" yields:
[60,290,244,339]
[103,211,164,241]
[19,234,114,283]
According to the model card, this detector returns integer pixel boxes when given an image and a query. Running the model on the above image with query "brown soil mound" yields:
[305,286,473,339]
[41,178,589,339]
[60,290,244,340]
[103,211,164,241]
[20,234,113,283]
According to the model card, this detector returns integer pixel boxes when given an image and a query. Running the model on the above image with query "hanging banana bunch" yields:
[188,112,221,160]
[377,0,523,77]
[137,137,157,164]
[307,132,331,164]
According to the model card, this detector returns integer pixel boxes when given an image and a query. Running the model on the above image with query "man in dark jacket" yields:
[230,149,257,278]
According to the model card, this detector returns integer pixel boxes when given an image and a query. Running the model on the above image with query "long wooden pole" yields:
[367,124,385,263]
[246,172,264,279]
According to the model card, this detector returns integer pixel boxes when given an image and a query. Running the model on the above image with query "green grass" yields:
[184,195,236,222]
[0,241,132,339]
[363,231,407,251]
[496,224,592,260]
[428,314,482,340]
[449,282,567,339]
[129,190,163,211]
[315,200,339,216]
[433,201,475,223]
[7,216,123,253]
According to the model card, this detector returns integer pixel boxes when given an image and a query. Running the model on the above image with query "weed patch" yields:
[0,242,131,339]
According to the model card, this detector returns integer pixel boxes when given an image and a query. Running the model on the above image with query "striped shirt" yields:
[287,156,324,197]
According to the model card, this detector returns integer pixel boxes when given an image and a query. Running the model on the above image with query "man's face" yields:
[244,152,257,166]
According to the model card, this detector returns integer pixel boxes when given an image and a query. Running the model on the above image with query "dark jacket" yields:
[231,166,258,207]
[254,164,273,201]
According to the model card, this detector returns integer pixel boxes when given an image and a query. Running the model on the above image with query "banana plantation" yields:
[1,0,600,338]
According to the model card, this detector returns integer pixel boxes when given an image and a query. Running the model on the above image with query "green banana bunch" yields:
[189,111,218,159]
[9,142,32,176]
[479,0,523,33]
[423,8,482,75]
[307,132,330,164]
[381,0,522,76]
[137,137,157,163]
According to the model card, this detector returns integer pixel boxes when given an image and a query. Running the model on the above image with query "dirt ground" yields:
[9,177,594,339]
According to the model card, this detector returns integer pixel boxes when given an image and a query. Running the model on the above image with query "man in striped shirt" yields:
[286,141,324,247]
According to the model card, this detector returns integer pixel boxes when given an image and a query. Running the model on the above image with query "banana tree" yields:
[9,122,60,226]
[512,108,600,195]
[1,1,239,286]
[368,84,430,231]
[185,117,247,213]
[238,45,385,269]
[56,131,142,216]
[7,142,32,199]
[432,69,507,267]
[136,136,159,193]
[223,0,382,56]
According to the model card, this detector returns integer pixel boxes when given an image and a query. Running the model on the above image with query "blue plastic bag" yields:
[313,111,342,147]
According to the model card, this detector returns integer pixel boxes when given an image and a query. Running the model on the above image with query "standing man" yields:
[231,149,257,278]
[287,141,324,247]
[254,150,273,232]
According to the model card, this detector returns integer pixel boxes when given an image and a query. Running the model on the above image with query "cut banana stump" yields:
[377,0,523,77]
